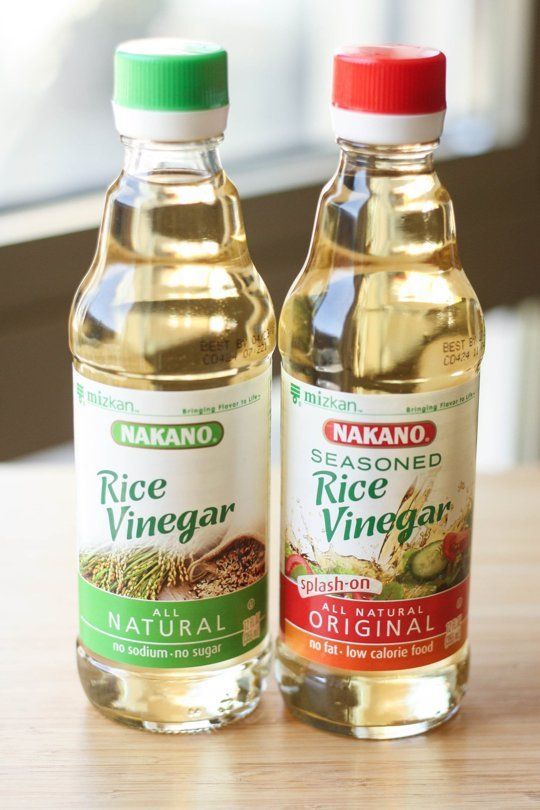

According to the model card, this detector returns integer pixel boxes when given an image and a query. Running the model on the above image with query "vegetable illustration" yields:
[285,479,473,599]
[443,530,470,561]
[408,541,448,581]
[375,582,404,600]
[285,553,313,579]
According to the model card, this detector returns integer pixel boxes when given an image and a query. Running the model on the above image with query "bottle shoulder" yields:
[69,160,276,384]
[279,158,483,393]
[279,259,484,394]
[70,256,275,384]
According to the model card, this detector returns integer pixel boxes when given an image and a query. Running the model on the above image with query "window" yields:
[1,0,539,463]
[0,0,533,214]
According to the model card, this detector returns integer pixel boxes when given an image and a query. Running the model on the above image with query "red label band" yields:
[323,419,436,448]
[280,573,469,671]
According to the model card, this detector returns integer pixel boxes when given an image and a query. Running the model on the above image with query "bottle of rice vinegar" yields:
[277,46,484,738]
[69,39,275,732]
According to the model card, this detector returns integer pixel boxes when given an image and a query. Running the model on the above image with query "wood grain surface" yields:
[1,465,539,809]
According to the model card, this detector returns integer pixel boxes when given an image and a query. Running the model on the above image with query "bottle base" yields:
[77,639,271,734]
[275,638,468,740]
[284,703,460,740]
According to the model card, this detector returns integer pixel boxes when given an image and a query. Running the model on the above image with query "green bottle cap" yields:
[114,39,228,112]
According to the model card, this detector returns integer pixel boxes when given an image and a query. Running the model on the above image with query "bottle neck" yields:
[309,137,457,262]
[337,139,438,175]
[97,133,249,265]
[121,136,224,182]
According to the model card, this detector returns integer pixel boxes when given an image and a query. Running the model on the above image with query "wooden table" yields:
[1,465,539,808]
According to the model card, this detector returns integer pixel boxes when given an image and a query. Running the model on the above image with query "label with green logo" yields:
[111,420,223,449]
[73,368,271,669]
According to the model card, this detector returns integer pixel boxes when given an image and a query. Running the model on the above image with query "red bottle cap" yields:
[333,45,446,115]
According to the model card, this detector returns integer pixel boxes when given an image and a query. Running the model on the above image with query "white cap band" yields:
[112,103,229,142]
[331,106,445,145]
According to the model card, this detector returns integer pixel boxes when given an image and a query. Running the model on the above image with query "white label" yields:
[281,370,479,671]
[74,368,271,669]
[282,370,479,566]
[74,369,271,559]
[74,369,270,669]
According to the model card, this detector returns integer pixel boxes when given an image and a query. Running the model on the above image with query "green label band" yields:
[78,574,267,668]
[111,420,223,449]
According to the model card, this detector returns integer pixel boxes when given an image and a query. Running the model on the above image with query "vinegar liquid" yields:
[70,139,275,732]
[277,142,484,738]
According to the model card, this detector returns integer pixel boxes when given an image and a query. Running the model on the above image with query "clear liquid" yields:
[70,140,275,732]
[277,142,484,738]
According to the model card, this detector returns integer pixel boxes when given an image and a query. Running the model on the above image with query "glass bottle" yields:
[69,40,275,732]
[277,45,484,738]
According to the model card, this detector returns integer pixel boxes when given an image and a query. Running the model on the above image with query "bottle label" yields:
[74,367,271,669]
[281,369,479,671]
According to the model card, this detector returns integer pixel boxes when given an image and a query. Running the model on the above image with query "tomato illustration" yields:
[285,553,313,579]
[442,530,470,562]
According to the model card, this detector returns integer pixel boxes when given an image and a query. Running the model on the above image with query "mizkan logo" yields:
[323,419,436,448]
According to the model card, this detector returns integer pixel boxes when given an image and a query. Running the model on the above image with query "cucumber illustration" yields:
[409,541,448,581]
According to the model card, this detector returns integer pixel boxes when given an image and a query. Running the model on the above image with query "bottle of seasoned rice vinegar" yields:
[69,39,275,732]
[277,46,484,738]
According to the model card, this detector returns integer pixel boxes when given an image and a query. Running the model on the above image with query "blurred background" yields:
[0,0,539,469]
